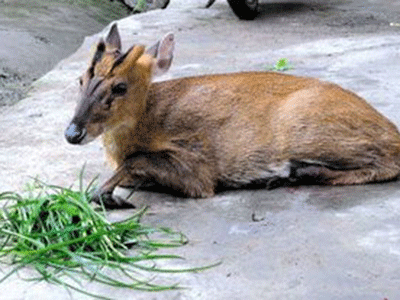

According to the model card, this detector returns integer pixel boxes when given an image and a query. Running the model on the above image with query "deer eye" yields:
[78,77,83,86]
[111,83,127,96]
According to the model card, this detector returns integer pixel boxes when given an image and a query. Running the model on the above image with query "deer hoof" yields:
[91,189,136,209]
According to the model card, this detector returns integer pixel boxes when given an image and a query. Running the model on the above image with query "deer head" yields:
[65,24,175,145]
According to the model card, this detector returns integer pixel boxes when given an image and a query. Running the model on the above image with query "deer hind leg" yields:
[291,158,400,186]
[93,151,216,208]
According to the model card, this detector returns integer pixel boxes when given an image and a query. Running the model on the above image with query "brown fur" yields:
[65,25,400,207]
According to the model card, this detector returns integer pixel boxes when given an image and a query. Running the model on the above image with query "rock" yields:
[118,0,217,11]
[118,0,170,12]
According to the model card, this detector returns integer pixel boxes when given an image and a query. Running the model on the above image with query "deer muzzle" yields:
[65,122,87,145]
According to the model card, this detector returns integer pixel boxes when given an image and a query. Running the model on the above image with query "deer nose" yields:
[65,123,86,144]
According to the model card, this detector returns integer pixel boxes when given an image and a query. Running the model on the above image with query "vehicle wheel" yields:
[227,0,259,20]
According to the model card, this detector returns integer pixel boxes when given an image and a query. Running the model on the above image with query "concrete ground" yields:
[0,0,130,105]
[1,0,400,299]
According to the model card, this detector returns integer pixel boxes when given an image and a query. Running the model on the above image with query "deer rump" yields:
[65,24,400,208]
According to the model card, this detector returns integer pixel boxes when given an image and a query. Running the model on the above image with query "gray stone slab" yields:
[1,1,400,299]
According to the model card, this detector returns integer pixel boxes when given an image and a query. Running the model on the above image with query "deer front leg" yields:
[93,150,216,208]
[91,165,140,208]
[124,151,216,197]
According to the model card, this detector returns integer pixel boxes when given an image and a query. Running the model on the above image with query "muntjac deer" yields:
[65,24,400,208]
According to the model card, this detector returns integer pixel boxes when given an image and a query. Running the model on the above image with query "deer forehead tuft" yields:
[93,53,118,77]
[89,45,147,79]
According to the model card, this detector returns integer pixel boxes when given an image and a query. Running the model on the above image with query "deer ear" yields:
[105,23,121,51]
[146,32,175,76]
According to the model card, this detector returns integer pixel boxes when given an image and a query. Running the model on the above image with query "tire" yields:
[227,0,259,20]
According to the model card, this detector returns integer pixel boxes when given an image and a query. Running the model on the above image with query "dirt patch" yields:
[253,0,398,36]
[0,67,28,106]
[0,0,130,105]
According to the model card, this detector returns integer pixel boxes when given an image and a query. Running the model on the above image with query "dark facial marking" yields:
[86,77,104,97]
[110,46,135,72]
[88,41,106,78]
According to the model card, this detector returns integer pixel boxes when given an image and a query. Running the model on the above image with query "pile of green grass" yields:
[0,177,215,299]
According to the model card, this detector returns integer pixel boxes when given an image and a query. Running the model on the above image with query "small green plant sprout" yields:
[0,175,219,299]
[134,0,147,12]
[266,58,293,72]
